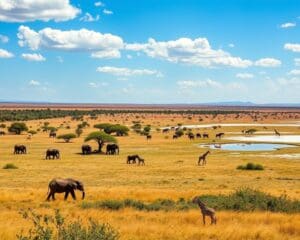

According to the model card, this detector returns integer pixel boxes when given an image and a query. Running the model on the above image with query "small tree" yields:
[57,133,77,143]
[85,131,117,152]
[76,127,83,137]
[8,122,28,135]
[28,130,37,135]
[175,129,184,137]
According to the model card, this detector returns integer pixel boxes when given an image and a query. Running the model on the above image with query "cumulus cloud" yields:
[280,22,296,28]
[0,0,80,22]
[288,69,300,75]
[91,49,120,59]
[126,37,252,68]
[103,9,113,15]
[236,73,254,79]
[80,12,100,22]
[97,66,162,77]
[17,26,123,58]
[29,80,40,86]
[284,43,300,52]
[89,82,108,88]
[0,34,9,43]
[95,2,104,7]
[177,79,222,89]
[254,58,281,67]
[0,48,13,58]
[22,53,46,61]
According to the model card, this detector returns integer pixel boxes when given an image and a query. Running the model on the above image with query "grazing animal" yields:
[188,133,195,140]
[49,132,56,138]
[127,154,144,164]
[198,151,210,165]
[0,131,5,135]
[274,129,280,137]
[45,149,60,159]
[146,135,152,140]
[215,133,225,139]
[173,134,178,139]
[46,178,85,201]
[162,128,169,133]
[192,196,217,225]
[106,144,119,155]
[203,133,209,139]
[14,145,27,154]
[196,133,201,138]
[82,144,92,155]
[137,157,145,165]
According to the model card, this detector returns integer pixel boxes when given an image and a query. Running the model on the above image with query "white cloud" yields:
[288,69,300,75]
[29,80,40,86]
[95,1,104,7]
[236,73,254,79]
[0,34,9,43]
[280,22,296,28]
[103,9,113,15]
[0,0,80,22]
[177,79,222,89]
[80,12,100,22]
[17,26,123,58]
[126,37,252,68]
[0,48,13,58]
[97,66,162,77]
[295,58,300,67]
[22,53,46,61]
[89,82,108,88]
[254,58,281,67]
[228,43,235,48]
[91,49,120,59]
[284,43,300,52]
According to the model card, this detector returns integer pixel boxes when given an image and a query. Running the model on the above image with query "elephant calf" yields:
[46,178,85,201]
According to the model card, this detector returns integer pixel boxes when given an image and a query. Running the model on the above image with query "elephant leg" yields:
[64,191,69,200]
[52,193,56,200]
[46,192,52,201]
[70,189,76,200]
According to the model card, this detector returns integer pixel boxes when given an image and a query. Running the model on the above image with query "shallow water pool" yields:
[201,143,296,151]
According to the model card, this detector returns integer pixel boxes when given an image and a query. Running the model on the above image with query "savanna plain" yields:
[0,108,300,240]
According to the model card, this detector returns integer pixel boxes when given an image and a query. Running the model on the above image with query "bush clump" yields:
[237,162,264,170]
[17,209,119,240]
[3,163,18,169]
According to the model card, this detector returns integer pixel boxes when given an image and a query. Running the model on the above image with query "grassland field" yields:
[0,111,300,240]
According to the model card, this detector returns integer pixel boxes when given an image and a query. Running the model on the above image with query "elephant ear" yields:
[69,182,77,189]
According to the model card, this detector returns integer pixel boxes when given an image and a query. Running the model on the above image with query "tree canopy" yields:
[94,123,129,136]
[57,133,77,142]
[85,131,117,152]
[8,122,28,134]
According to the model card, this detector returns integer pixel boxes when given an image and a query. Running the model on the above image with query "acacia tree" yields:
[85,131,117,153]
[94,123,129,136]
[57,133,77,143]
[8,122,28,135]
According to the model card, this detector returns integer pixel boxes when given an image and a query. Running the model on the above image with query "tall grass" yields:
[81,188,300,213]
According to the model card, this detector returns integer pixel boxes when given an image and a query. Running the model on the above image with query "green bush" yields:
[8,122,28,134]
[81,189,300,213]
[17,209,119,240]
[3,163,18,169]
[57,133,77,142]
[237,162,264,170]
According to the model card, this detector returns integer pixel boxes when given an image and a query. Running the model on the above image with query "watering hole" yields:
[200,143,296,151]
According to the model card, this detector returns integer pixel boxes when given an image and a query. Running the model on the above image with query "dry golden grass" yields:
[0,112,300,239]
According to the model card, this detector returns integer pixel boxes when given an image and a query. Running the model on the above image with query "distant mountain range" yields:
[0,100,300,108]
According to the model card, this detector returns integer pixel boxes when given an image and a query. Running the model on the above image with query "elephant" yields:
[196,133,201,138]
[45,149,60,159]
[46,178,85,201]
[14,145,27,154]
[49,132,56,138]
[188,133,195,140]
[0,131,5,136]
[146,135,152,140]
[82,144,92,155]
[106,144,119,155]
[215,133,225,139]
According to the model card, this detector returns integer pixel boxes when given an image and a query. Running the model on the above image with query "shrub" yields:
[8,122,28,134]
[28,130,37,135]
[3,163,18,169]
[237,162,264,170]
[17,209,119,240]
[57,133,77,143]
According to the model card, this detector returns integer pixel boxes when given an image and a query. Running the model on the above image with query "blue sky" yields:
[0,0,299,103]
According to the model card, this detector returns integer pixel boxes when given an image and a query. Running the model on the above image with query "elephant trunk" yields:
[82,190,85,200]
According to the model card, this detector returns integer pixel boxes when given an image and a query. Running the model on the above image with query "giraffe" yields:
[198,151,210,165]
[192,196,217,225]
[274,129,280,137]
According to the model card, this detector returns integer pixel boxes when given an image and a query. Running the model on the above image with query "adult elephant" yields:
[46,178,85,201]
[49,132,56,138]
[45,149,60,159]
[106,143,119,155]
[14,145,26,154]
[82,144,92,155]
